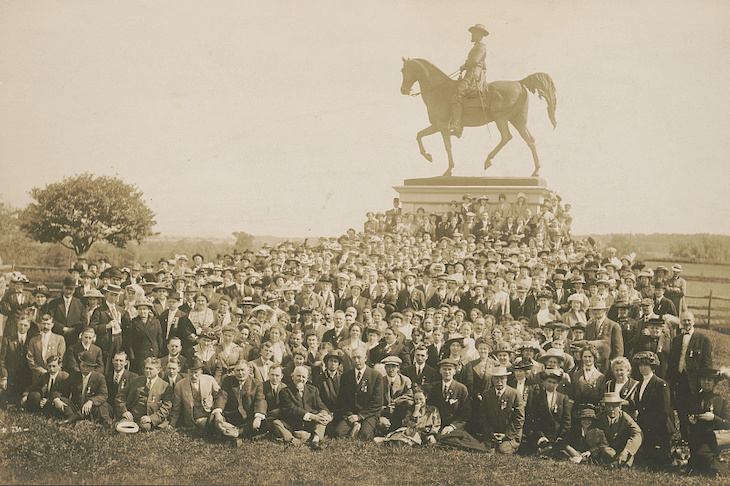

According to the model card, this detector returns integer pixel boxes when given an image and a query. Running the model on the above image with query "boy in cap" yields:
[378,356,413,433]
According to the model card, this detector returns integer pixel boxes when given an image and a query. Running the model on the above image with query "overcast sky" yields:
[1,1,729,238]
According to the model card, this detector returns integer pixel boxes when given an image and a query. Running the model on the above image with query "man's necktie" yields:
[356,370,362,383]
[679,335,690,373]
[81,375,89,403]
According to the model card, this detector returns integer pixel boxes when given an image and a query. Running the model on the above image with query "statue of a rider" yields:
[449,24,489,138]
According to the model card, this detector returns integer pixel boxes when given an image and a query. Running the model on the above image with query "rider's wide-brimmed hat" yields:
[468,24,489,37]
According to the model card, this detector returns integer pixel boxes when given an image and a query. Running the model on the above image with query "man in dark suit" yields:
[426,276,449,311]
[632,351,674,468]
[117,357,173,431]
[47,276,86,346]
[652,281,677,319]
[23,355,69,417]
[368,327,412,367]
[106,351,137,408]
[666,311,713,440]
[551,274,570,313]
[322,311,349,349]
[158,292,190,351]
[525,369,571,457]
[509,284,535,320]
[396,272,426,313]
[212,358,267,443]
[160,356,185,391]
[223,269,252,307]
[402,346,438,388]
[278,366,331,449]
[427,358,471,436]
[333,273,351,312]
[57,351,114,426]
[631,319,671,379]
[594,392,643,466]
[0,275,33,338]
[475,366,525,454]
[125,299,163,374]
[160,337,187,373]
[0,317,33,404]
[63,327,104,374]
[687,368,730,477]
[341,281,370,322]
[333,347,384,440]
[90,284,126,374]
[583,300,624,372]
[263,364,287,428]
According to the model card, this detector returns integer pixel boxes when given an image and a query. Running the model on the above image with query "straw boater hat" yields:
[490,366,512,377]
[600,391,628,405]
[115,420,140,434]
[539,348,566,365]
[588,299,608,310]
[83,288,104,299]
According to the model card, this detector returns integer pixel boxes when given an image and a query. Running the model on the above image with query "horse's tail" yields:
[520,73,557,129]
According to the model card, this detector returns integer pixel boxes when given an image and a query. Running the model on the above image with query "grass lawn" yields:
[2,328,730,486]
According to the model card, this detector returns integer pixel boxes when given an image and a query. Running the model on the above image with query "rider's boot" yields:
[449,103,463,138]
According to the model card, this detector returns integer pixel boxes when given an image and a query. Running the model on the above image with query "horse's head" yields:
[401,57,426,96]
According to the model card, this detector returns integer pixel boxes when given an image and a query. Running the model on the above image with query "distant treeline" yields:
[582,233,730,265]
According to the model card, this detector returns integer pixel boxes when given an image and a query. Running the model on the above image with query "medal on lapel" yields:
[360,379,368,393]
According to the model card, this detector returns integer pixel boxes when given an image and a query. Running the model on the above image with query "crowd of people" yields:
[0,192,728,477]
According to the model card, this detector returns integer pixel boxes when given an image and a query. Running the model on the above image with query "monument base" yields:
[393,176,553,215]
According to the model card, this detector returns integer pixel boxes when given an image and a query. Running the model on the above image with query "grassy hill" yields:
[2,329,730,486]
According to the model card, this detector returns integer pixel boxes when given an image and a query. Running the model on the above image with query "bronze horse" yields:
[400,58,557,177]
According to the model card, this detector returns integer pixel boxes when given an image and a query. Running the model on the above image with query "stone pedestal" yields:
[393,176,553,215]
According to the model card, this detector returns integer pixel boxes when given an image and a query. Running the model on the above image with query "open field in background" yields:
[646,260,730,332]
[2,330,730,486]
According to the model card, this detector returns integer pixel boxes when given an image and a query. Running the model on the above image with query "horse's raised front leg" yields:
[512,120,540,177]
[416,125,440,163]
[484,119,512,171]
[440,129,454,176]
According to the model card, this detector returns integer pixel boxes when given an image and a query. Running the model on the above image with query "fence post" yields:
[707,290,713,329]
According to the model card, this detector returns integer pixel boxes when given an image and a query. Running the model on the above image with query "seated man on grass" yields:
[116,357,173,432]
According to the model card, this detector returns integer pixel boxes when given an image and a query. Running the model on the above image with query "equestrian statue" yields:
[400,24,557,177]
